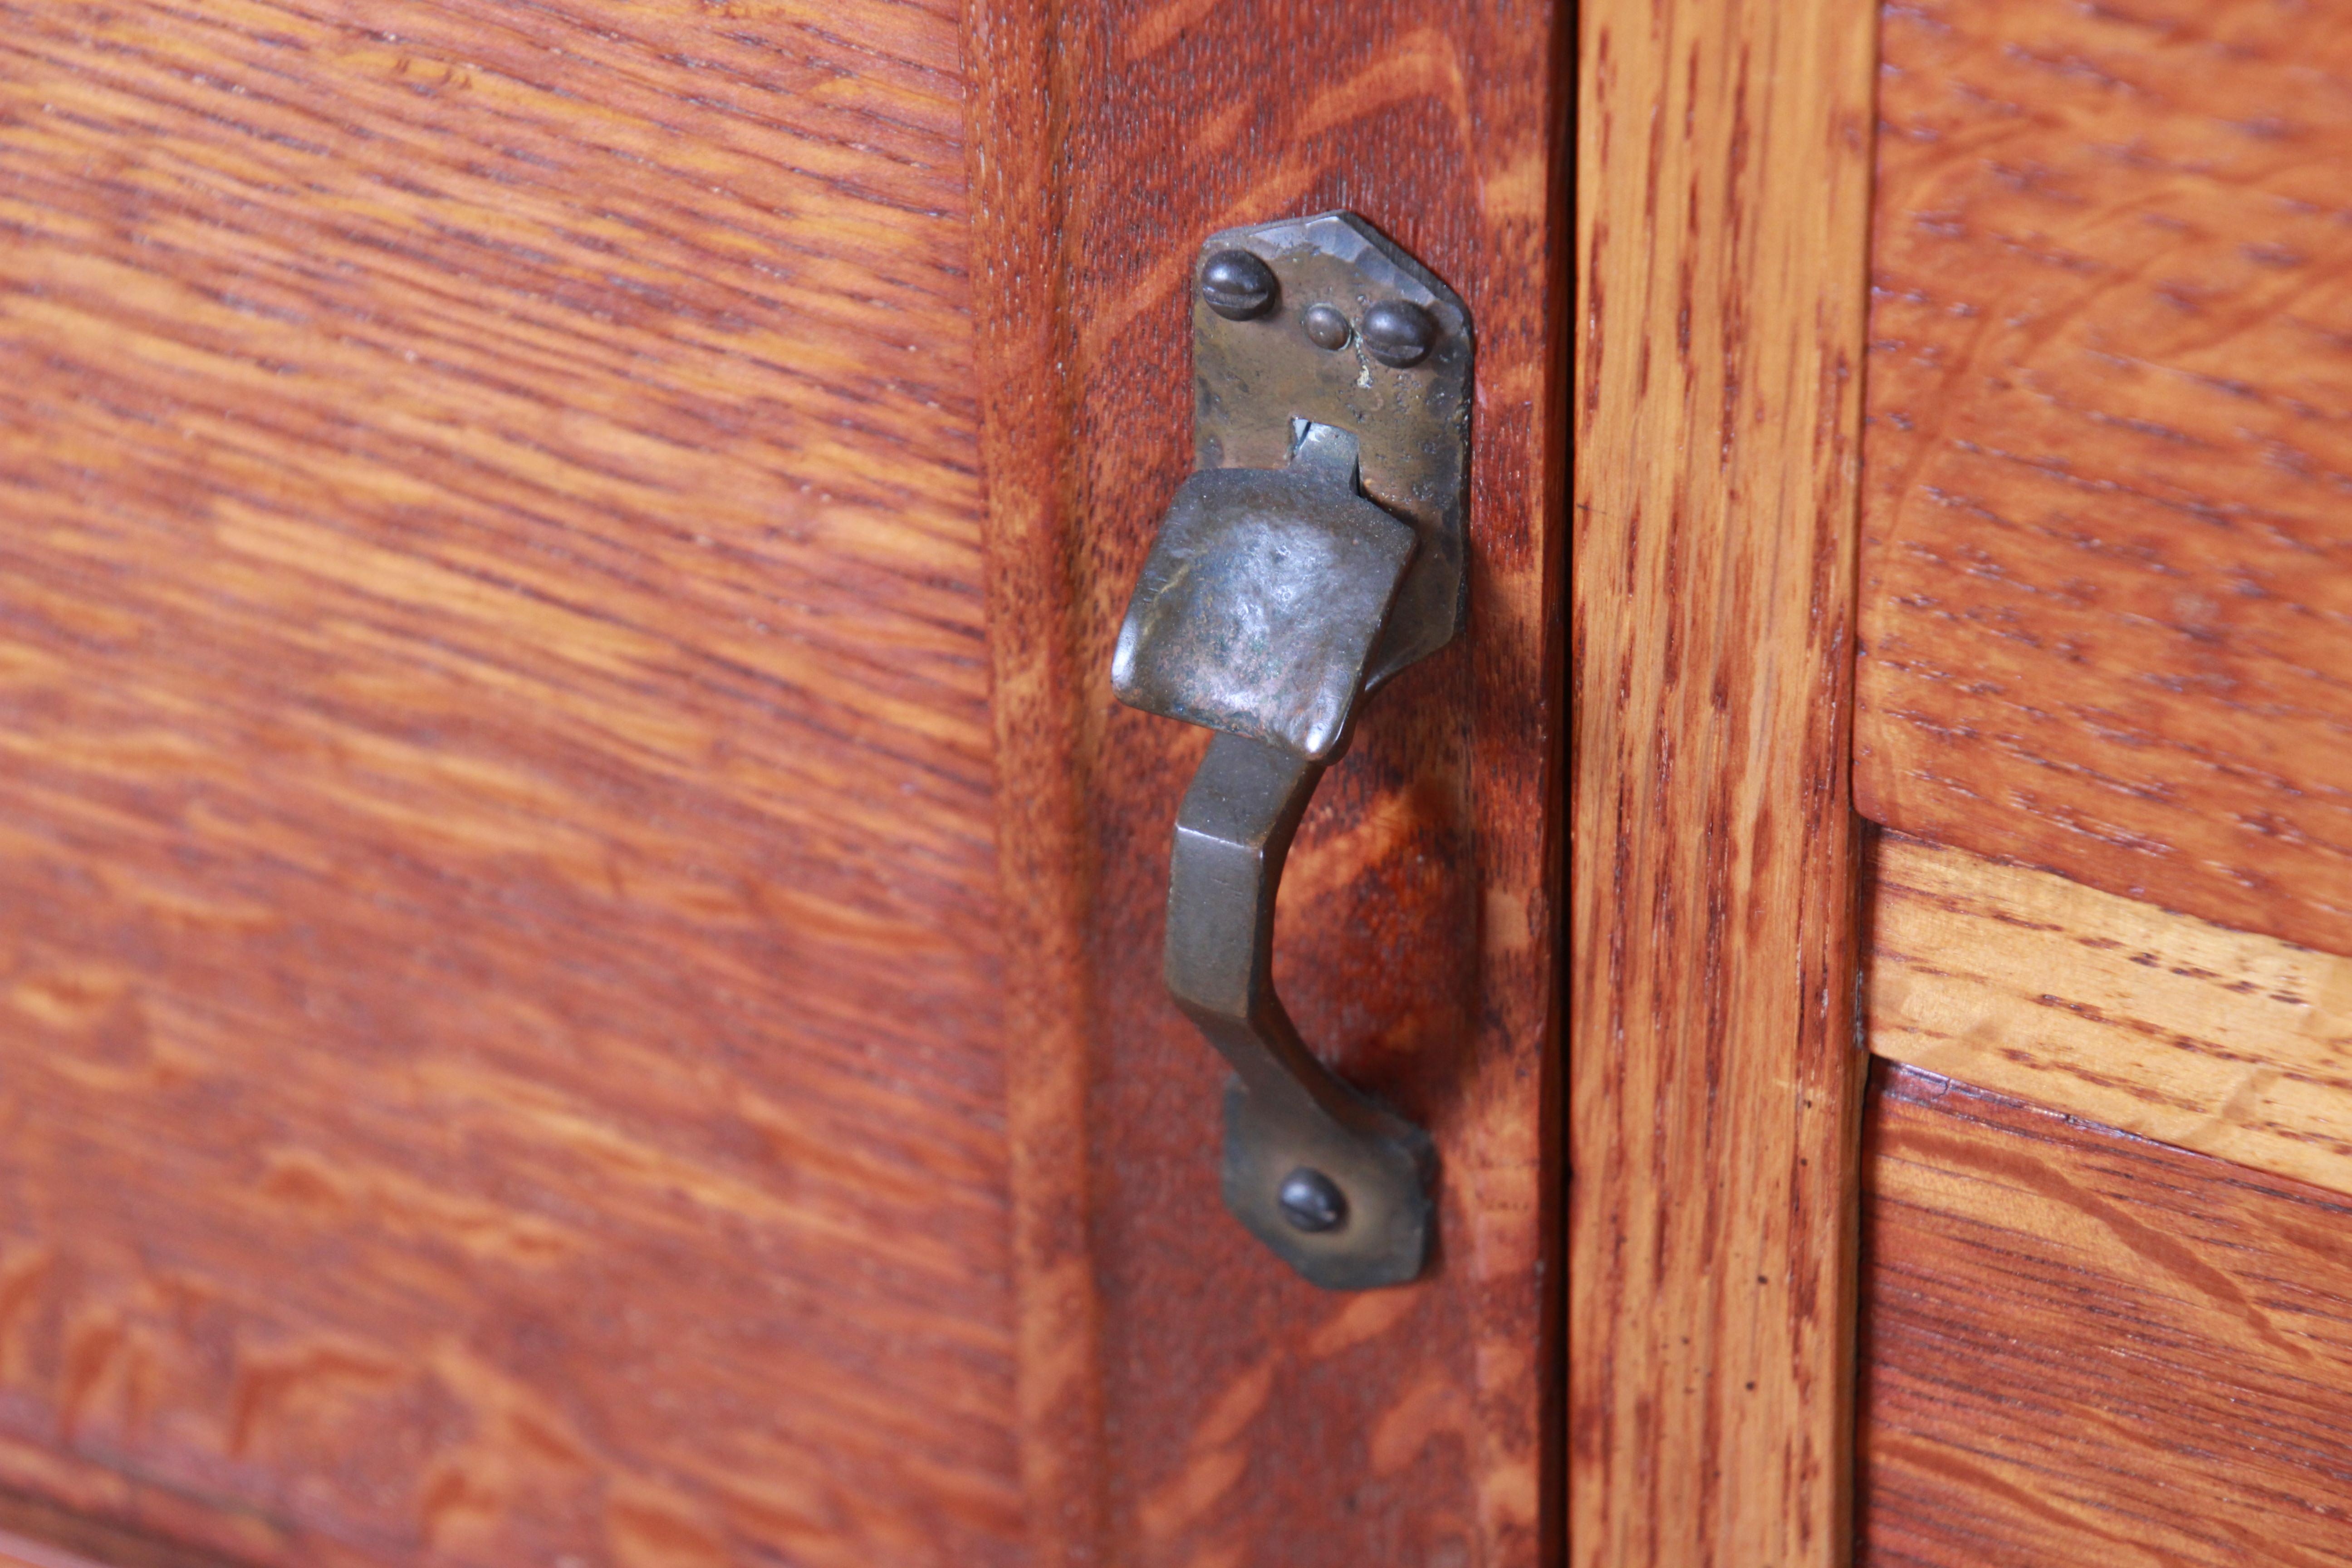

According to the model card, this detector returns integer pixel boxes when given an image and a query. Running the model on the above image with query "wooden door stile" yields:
[963,3,1569,1565]
[960,5,1107,1563]
[1570,0,1881,1562]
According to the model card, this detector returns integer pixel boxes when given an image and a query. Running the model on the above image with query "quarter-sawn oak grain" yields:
[1870,832,2352,1197]
[2,0,1569,1566]
[968,3,1568,1565]
[1861,1064,2352,1565]
[0,3,1019,1565]
[1857,0,2352,956]
[1571,0,1876,1563]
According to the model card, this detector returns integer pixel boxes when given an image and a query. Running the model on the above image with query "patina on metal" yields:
[1112,425,1411,761]
[1111,211,1471,1290]
[1200,248,1277,321]
[1187,211,1470,691]
[1299,303,1352,351]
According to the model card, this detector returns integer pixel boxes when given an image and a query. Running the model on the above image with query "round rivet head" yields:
[1200,250,1276,319]
[1362,298,1438,367]
[1276,1167,1348,1233]
[1300,303,1352,351]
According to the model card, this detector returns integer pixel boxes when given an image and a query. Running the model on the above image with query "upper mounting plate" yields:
[1189,211,1472,692]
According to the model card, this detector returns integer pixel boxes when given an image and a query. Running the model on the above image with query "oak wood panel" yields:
[967,2,1567,1565]
[1570,0,1876,1561]
[1870,831,2352,1196]
[1860,1063,2352,1565]
[1857,0,2352,954]
[0,4,1020,1566]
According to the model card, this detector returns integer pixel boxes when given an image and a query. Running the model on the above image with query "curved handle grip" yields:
[1166,731,1433,1289]
[1109,211,1470,1289]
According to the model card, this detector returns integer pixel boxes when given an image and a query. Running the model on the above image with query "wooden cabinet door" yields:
[1852,2,2352,1558]
[1577,0,2352,1563]
[0,5,1566,1566]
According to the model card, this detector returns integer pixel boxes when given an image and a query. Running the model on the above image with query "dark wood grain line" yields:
[0,1485,250,1568]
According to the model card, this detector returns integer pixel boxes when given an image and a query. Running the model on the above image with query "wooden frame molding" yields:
[1870,833,2352,1199]
[960,6,1107,1561]
[970,4,1568,1563]
[1571,0,1878,1561]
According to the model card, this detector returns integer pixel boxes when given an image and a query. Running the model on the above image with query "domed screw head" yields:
[1276,1167,1348,1233]
[1300,303,1352,351]
[1362,298,1438,367]
[1200,249,1277,319]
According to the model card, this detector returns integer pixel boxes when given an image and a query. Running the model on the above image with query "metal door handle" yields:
[1111,213,1471,1289]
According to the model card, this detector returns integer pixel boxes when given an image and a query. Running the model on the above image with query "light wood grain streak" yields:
[1869,832,2352,1197]
[1861,1064,2352,1565]
[1570,0,1877,1563]
[1855,0,2352,955]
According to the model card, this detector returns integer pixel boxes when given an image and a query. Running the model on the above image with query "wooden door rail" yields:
[1870,833,2352,1198]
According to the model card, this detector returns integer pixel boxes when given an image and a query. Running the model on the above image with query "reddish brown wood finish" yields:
[967,5,1568,1565]
[0,1533,109,1568]
[1861,1063,2352,1564]
[0,1493,230,1568]
[1857,0,2352,953]
[1572,0,1877,1561]
[0,3,1020,1565]
[959,8,1105,1561]
[1,0,1567,1563]
[0,1531,113,1568]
